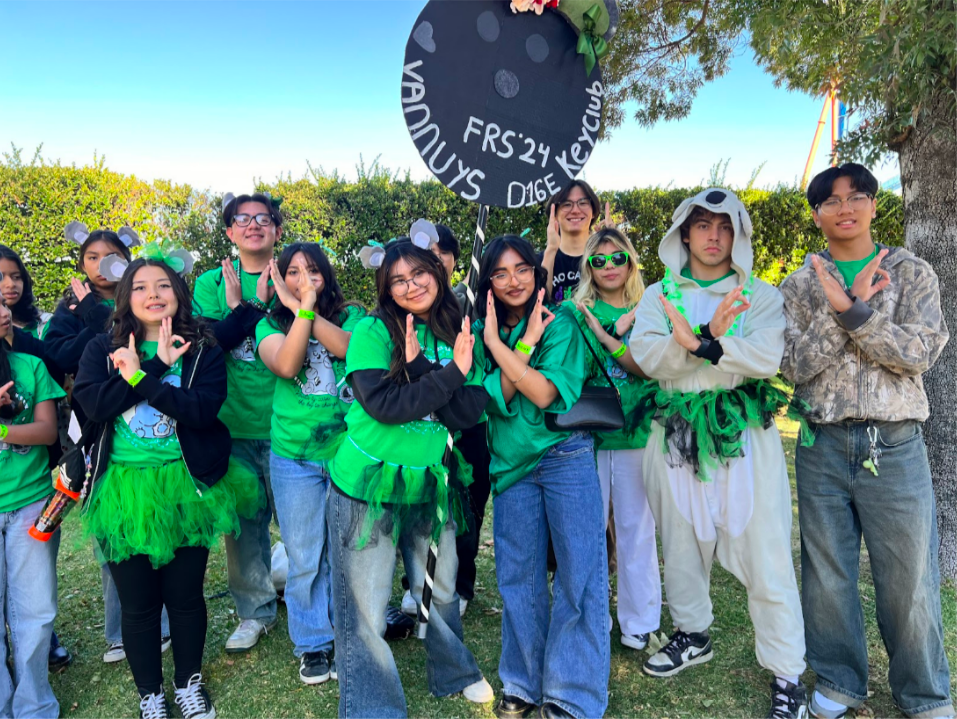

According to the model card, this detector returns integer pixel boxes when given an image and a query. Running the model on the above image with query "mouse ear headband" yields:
[99,240,197,283]
[359,241,387,270]
[409,219,440,251]
[65,221,90,246]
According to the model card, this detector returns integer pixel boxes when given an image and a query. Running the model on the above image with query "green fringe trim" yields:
[348,444,474,550]
[80,458,264,568]
[295,411,347,464]
[633,378,813,483]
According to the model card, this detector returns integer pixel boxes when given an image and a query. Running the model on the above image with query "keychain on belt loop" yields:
[863,425,882,476]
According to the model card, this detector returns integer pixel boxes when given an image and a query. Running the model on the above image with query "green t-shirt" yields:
[475,305,587,497]
[680,267,737,288]
[192,262,277,439]
[110,342,183,466]
[564,300,651,451]
[255,305,367,463]
[833,245,877,288]
[0,352,66,513]
[330,316,485,505]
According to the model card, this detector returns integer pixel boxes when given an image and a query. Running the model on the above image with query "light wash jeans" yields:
[327,488,482,718]
[494,431,610,719]
[270,452,334,656]
[225,438,278,623]
[797,420,953,718]
[101,561,168,644]
[0,497,59,719]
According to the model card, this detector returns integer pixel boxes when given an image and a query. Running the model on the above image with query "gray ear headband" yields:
[409,219,439,250]
[98,243,197,282]
[359,242,386,270]
[65,221,141,249]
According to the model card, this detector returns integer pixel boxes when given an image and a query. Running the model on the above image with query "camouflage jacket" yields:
[780,244,948,423]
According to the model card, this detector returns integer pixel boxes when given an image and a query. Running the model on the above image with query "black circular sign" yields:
[402,0,604,209]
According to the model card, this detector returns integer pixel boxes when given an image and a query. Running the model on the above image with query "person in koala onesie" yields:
[629,188,808,719]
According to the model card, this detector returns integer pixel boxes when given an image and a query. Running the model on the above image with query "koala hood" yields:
[658,188,754,285]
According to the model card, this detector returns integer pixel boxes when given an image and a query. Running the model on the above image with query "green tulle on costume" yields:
[81,458,264,568]
[631,378,813,483]
[347,444,474,549]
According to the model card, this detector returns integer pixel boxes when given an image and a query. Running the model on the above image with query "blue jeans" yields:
[102,558,168,644]
[270,452,334,656]
[327,489,483,718]
[493,432,610,719]
[0,498,59,719]
[797,421,953,718]
[225,438,278,623]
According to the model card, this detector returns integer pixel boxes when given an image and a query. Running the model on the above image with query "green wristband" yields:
[127,370,147,387]
[0,424,7,441]
[612,343,628,359]
[516,340,535,355]
[297,308,316,321]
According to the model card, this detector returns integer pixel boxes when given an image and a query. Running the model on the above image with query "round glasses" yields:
[587,251,629,269]
[233,213,274,227]
[558,198,592,213]
[815,193,873,216]
[490,266,535,289]
[389,270,432,297]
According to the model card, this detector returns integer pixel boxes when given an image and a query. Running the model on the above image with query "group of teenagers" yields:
[0,162,951,719]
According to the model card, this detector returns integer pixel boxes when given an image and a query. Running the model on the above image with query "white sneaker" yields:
[225,618,276,653]
[462,677,494,704]
[400,590,417,617]
[174,673,215,719]
[161,635,171,654]
[103,642,126,663]
[621,632,651,650]
[459,598,469,617]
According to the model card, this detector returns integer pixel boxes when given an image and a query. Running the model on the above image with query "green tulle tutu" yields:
[81,458,264,568]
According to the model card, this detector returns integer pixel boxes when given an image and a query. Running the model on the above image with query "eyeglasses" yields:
[233,213,274,227]
[816,193,873,216]
[587,251,629,269]
[490,266,535,289]
[558,198,592,213]
[389,269,432,297]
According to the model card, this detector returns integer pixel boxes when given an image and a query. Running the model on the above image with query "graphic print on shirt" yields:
[0,389,33,456]
[230,339,257,364]
[299,340,338,397]
[121,374,181,439]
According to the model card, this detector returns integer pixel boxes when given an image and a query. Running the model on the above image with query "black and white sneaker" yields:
[173,673,215,719]
[621,632,651,651]
[138,690,170,719]
[767,679,808,719]
[642,630,713,677]
[299,649,333,685]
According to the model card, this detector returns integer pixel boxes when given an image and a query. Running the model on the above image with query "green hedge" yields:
[0,153,903,311]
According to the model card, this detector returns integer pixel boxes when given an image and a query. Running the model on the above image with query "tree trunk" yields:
[898,87,957,580]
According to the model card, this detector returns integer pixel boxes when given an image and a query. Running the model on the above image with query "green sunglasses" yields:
[587,251,629,269]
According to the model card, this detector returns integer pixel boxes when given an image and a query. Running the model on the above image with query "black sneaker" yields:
[642,629,713,677]
[495,694,537,719]
[173,673,215,719]
[138,690,170,719]
[385,605,415,640]
[767,679,808,719]
[299,649,333,685]
[48,632,73,673]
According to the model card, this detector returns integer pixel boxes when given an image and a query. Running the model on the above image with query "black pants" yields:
[455,421,492,600]
[108,546,209,696]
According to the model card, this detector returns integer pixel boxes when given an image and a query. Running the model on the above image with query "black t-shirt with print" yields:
[539,250,583,303]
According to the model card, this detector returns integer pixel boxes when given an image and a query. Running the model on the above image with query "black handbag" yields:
[544,321,626,433]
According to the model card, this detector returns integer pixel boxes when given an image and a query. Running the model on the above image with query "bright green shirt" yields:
[110,342,183,466]
[475,305,587,497]
[0,353,66,513]
[255,306,367,463]
[192,262,276,439]
[833,245,877,288]
[564,300,651,451]
[680,267,737,288]
[330,316,485,505]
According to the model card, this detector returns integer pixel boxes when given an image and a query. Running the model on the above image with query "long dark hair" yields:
[372,239,462,382]
[0,302,18,420]
[0,244,40,326]
[476,235,548,328]
[110,259,214,354]
[269,242,358,334]
[62,230,132,306]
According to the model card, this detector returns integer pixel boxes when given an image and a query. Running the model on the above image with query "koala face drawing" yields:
[299,340,338,397]
[125,374,181,440]
[402,0,603,209]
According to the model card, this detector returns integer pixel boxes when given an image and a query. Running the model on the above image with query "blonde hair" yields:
[571,228,644,309]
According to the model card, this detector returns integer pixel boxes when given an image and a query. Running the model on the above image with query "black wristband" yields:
[691,337,725,364]
[698,323,714,340]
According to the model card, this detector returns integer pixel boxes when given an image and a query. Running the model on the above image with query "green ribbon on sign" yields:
[576,3,608,76]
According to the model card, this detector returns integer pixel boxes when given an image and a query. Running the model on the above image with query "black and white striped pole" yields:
[417,204,489,639]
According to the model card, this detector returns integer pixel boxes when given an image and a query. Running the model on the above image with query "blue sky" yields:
[0,1,898,194]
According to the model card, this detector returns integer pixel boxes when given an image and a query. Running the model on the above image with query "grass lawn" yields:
[50,417,956,718]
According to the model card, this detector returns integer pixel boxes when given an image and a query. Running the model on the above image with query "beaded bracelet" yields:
[248,297,268,312]
[297,309,316,321]
[127,370,146,387]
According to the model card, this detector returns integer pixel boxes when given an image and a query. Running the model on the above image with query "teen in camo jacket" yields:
[780,163,952,719]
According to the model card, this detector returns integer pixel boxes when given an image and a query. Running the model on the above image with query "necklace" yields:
[233,260,256,358]
[661,268,754,336]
